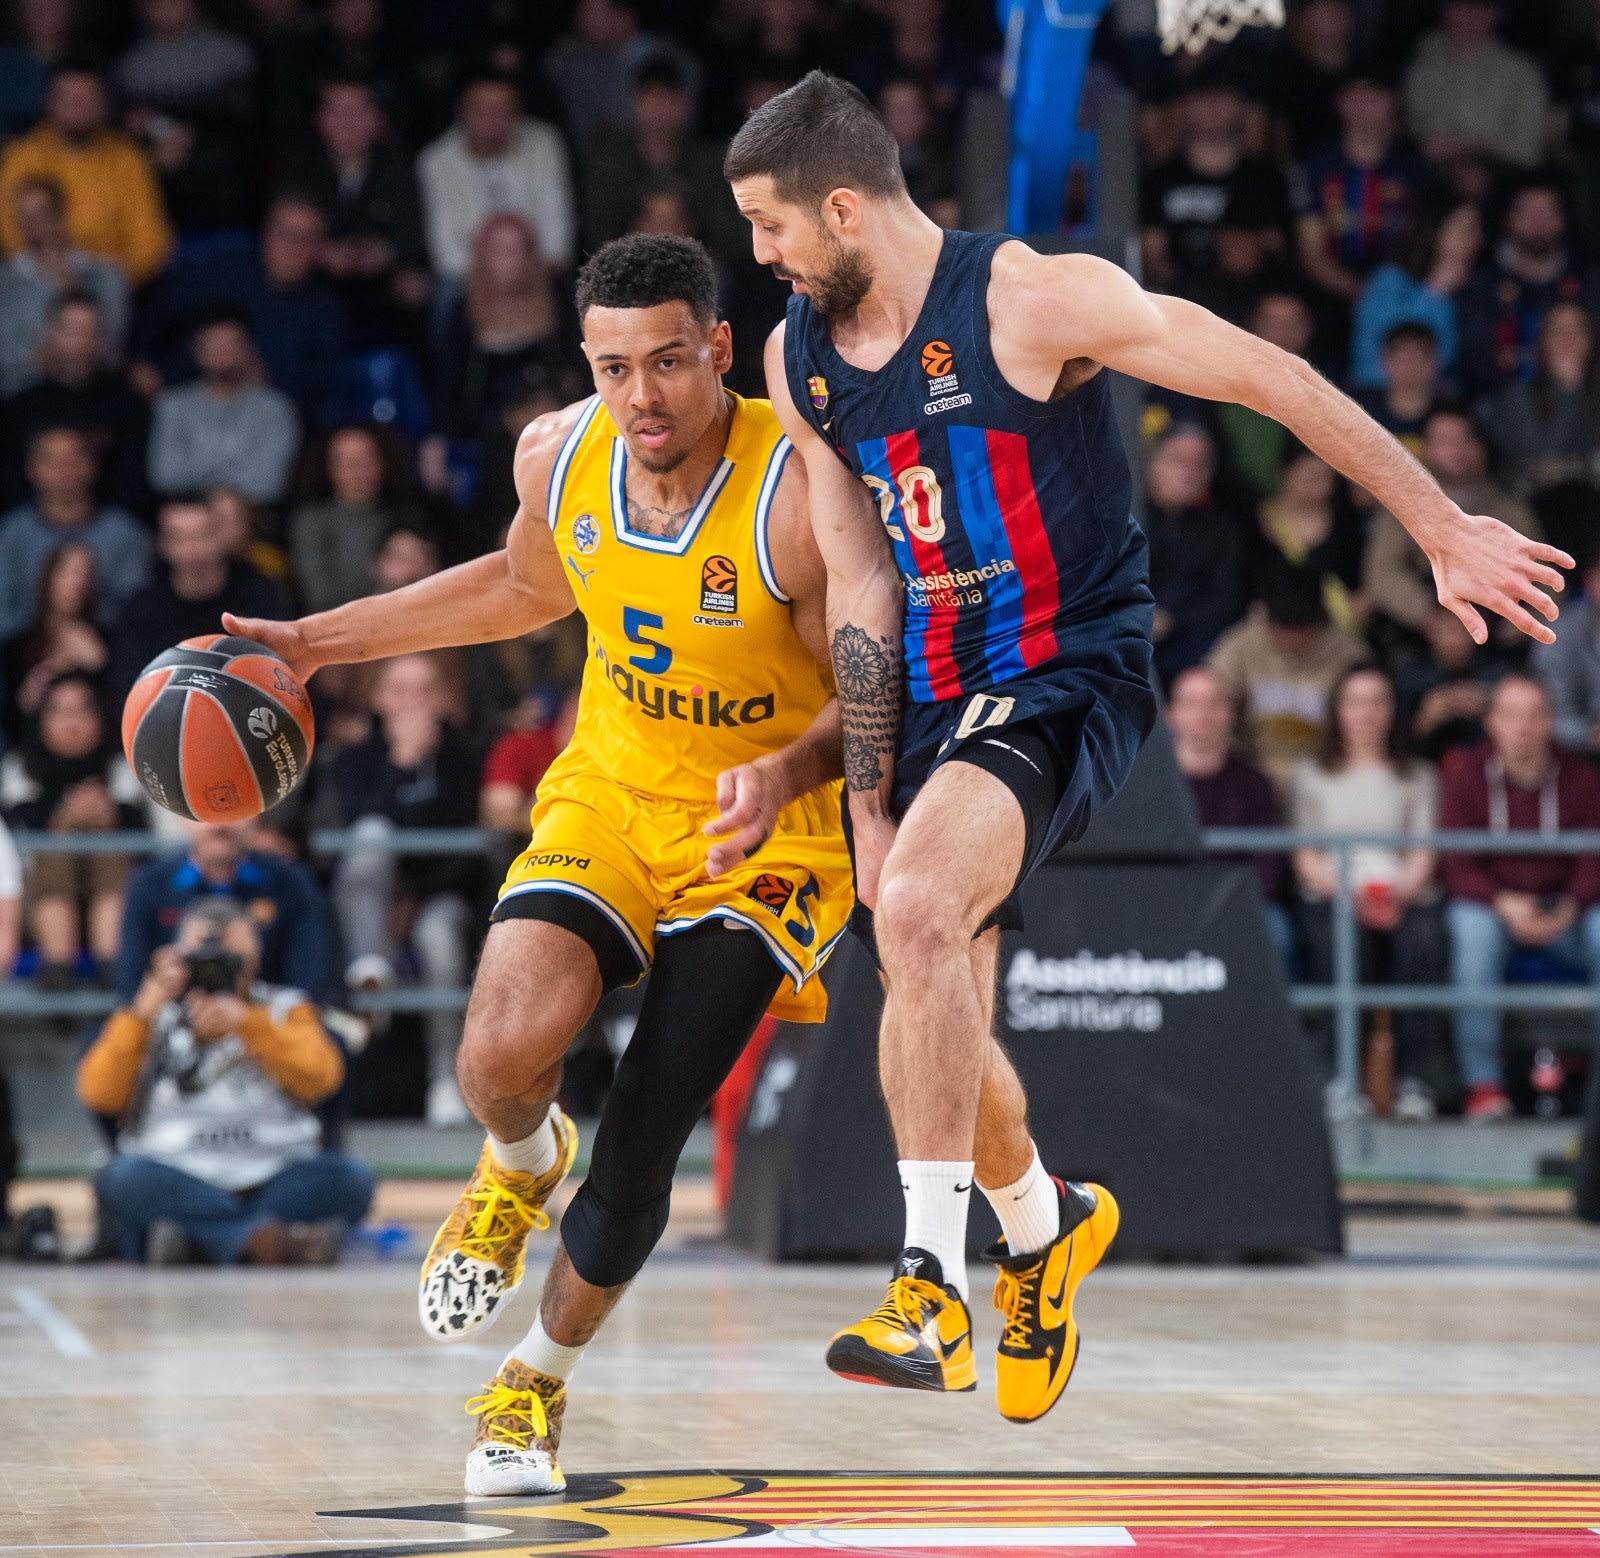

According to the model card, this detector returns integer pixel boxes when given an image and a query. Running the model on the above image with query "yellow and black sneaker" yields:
[986,1179,1118,1423]
[463,1358,567,1495]
[418,1105,579,1341]
[824,1248,977,1392]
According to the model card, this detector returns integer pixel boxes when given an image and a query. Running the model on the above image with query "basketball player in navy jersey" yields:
[725,72,1574,1424]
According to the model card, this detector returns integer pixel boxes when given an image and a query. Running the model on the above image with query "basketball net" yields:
[1157,0,1285,55]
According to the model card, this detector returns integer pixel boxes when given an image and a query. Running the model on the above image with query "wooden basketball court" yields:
[1,1194,1597,1557]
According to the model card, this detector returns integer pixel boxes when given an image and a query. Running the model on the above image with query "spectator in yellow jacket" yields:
[77,898,372,1264]
[0,65,172,286]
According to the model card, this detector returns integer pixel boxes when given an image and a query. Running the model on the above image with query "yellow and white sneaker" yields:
[418,1105,578,1341]
[824,1249,977,1392]
[988,1179,1118,1423]
[463,1358,567,1495]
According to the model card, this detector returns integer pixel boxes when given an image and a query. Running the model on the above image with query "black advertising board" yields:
[728,860,1342,1260]
[1058,715,1202,861]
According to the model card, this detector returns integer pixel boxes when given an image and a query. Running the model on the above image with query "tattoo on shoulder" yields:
[832,623,903,794]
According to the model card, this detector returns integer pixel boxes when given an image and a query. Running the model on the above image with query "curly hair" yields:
[574,234,719,325]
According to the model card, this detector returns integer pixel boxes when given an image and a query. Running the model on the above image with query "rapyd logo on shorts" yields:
[526,850,591,870]
[592,640,775,727]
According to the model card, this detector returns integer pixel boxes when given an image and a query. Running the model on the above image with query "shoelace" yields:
[458,1176,547,1259]
[869,1276,937,1331]
[465,1381,551,1448]
[994,1261,1044,1350]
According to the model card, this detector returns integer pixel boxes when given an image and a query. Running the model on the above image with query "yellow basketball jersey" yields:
[543,391,832,803]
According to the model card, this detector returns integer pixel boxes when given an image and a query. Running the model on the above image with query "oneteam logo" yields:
[920,338,972,416]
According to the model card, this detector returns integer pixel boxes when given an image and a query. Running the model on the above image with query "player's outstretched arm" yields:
[765,323,902,905]
[1013,250,1575,646]
[704,452,843,877]
[223,409,584,680]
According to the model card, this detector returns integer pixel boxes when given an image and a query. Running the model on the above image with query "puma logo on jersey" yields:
[566,556,596,591]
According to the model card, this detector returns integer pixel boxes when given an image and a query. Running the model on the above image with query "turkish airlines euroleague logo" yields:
[700,554,738,615]
[921,339,970,416]
[751,874,795,913]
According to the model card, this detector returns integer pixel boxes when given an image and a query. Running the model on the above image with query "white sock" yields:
[982,1144,1061,1257]
[488,1110,559,1179]
[899,1159,974,1301]
[508,1311,585,1384]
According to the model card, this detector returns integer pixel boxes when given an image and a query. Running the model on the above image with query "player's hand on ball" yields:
[704,761,782,878]
[220,612,320,683]
[1429,512,1573,646]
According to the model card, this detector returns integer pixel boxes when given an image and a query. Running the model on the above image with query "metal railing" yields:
[0,826,498,1021]
[1207,828,1600,1095]
[4,826,1600,1097]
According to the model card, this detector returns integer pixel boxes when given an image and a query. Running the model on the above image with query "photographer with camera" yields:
[77,898,373,1264]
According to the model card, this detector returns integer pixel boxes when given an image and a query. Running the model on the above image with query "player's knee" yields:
[456,1007,567,1108]
[560,1179,670,1287]
[874,869,967,968]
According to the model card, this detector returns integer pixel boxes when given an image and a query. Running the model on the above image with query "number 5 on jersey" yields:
[623,607,672,674]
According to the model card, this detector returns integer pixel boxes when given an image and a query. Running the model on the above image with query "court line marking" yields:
[8,1288,94,1358]
[0,1528,512,1551]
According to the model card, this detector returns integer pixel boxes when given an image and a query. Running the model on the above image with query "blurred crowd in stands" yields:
[1,0,1600,1138]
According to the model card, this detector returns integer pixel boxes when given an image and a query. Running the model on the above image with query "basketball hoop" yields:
[1157,0,1286,55]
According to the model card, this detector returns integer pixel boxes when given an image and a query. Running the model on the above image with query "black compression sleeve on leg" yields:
[562,921,785,1287]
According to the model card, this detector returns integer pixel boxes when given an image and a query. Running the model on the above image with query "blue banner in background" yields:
[999,0,1110,234]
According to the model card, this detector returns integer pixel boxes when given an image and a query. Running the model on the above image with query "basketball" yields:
[920,339,954,377]
[121,634,314,823]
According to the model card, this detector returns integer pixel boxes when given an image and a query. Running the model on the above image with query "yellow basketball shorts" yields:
[493,775,853,1023]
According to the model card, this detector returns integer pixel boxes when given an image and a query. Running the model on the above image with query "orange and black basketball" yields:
[121,635,314,823]
[703,554,738,593]
[920,339,954,377]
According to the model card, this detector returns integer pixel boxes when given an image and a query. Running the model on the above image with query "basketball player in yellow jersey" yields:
[224,234,852,1495]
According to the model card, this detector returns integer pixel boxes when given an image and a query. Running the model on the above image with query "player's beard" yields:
[626,419,691,474]
[632,443,690,474]
[787,232,873,318]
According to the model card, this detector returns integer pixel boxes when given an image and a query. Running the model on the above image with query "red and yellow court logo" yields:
[304,1473,1600,1556]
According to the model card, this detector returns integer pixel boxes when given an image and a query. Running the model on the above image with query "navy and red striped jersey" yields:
[783,229,1152,704]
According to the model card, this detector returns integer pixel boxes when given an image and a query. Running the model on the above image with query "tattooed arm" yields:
[766,323,904,906]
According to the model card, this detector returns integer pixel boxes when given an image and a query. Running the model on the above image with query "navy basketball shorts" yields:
[847,617,1156,945]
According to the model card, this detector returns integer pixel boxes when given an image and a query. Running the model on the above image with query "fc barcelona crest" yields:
[807,375,828,410]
